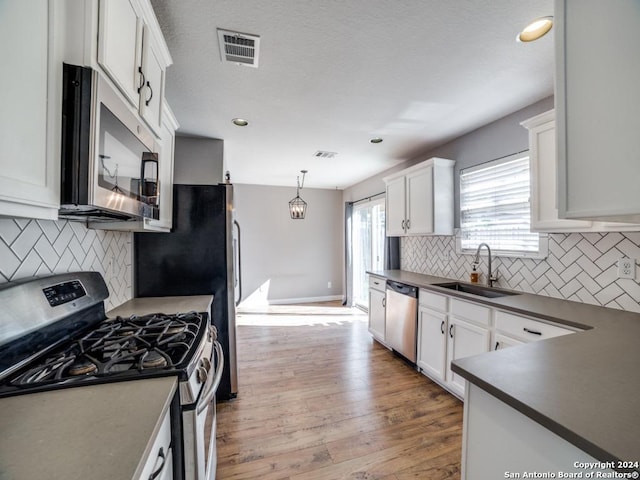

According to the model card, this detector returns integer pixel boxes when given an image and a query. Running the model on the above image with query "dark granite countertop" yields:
[368,269,640,466]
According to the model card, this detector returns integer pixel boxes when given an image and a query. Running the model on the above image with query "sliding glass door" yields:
[352,198,385,309]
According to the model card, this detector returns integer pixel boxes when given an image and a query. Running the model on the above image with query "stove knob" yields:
[201,357,211,372]
[197,366,208,384]
[208,325,218,342]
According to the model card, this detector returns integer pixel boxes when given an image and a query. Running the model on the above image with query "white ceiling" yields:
[151,0,554,190]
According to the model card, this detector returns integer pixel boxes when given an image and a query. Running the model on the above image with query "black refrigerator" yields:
[134,183,239,400]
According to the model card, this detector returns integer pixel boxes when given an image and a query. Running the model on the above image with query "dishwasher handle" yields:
[386,281,418,298]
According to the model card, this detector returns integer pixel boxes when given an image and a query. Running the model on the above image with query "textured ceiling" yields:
[151,0,554,189]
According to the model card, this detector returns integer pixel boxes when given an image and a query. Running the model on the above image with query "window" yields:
[459,152,547,258]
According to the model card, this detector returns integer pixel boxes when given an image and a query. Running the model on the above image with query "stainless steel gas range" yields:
[0,272,222,480]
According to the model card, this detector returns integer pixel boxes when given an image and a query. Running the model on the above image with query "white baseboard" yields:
[267,295,343,305]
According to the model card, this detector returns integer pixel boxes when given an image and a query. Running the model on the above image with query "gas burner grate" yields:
[8,312,206,388]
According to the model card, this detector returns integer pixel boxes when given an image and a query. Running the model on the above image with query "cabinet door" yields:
[417,307,447,382]
[494,333,524,351]
[446,316,490,398]
[368,288,386,342]
[0,1,59,220]
[98,0,142,107]
[557,0,640,223]
[405,165,433,235]
[385,176,406,236]
[526,111,592,232]
[139,25,165,136]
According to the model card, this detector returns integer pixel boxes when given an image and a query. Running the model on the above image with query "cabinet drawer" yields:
[419,289,448,312]
[450,298,491,326]
[369,275,386,292]
[495,310,575,342]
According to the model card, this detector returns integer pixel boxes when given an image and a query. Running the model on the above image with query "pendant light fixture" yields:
[289,170,308,219]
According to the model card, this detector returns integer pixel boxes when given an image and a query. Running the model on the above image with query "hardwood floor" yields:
[216,303,463,480]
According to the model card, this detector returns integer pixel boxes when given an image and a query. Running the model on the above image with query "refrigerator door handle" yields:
[234,219,242,307]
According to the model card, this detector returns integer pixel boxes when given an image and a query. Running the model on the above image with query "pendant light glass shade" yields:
[288,170,308,219]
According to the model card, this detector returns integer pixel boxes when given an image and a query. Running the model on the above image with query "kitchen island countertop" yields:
[369,269,640,466]
[0,376,177,480]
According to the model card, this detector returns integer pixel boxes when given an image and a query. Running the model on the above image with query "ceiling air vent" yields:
[314,151,338,159]
[217,29,260,68]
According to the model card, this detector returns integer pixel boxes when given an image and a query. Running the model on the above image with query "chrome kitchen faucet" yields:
[474,243,498,287]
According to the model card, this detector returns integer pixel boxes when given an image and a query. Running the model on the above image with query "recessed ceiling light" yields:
[517,16,553,42]
[232,118,249,126]
[370,137,383,144]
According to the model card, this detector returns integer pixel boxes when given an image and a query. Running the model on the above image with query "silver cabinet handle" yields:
[406,219,411,230]
[234,220,242,306]
[382,297,386,307]
[449,324,454,338]
[440,320,445,335]
[401,220,405,231]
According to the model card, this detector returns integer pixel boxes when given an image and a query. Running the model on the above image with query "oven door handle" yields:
[196,340,224,415]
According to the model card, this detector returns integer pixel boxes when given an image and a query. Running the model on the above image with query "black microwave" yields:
[60,64,160,222]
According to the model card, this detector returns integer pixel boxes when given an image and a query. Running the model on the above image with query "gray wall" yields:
[234,184,344,304]
[173,136,224,185]
[344,96,555,226]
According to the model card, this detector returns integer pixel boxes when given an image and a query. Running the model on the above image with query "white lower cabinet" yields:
[416,289,579,400]
[368,275,386,344]
[417,306,447,382]
[138,408,173,480]
[369,288,386,343]
[446,316,491,398]
[462,383,610,480]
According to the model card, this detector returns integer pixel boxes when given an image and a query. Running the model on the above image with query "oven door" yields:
[183,340,224,480]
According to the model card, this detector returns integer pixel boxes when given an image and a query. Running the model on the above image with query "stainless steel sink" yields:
[433,282,521,298]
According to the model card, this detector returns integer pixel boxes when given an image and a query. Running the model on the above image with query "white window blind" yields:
[460,153,540,255]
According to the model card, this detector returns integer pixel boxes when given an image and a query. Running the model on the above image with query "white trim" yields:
[460,151,528,175]
[455,229,549,260]
[267,295,343,305]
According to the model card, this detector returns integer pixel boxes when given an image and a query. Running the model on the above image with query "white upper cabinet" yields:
[97,0,142,107]
[97,0,170,137]
[556,0,640,223]
[385,176,407,237]
[522,110,591,232]
[405,166,434,234]
[384,158,455,237]
[0,1,61,220]
[523,110,640,233]
[139,26,165,135]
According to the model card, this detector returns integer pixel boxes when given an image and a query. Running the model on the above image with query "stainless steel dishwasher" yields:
[385,281,419,363]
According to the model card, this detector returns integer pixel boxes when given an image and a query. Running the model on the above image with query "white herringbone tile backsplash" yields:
[0,218,132,311]
[401,233,640,313]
